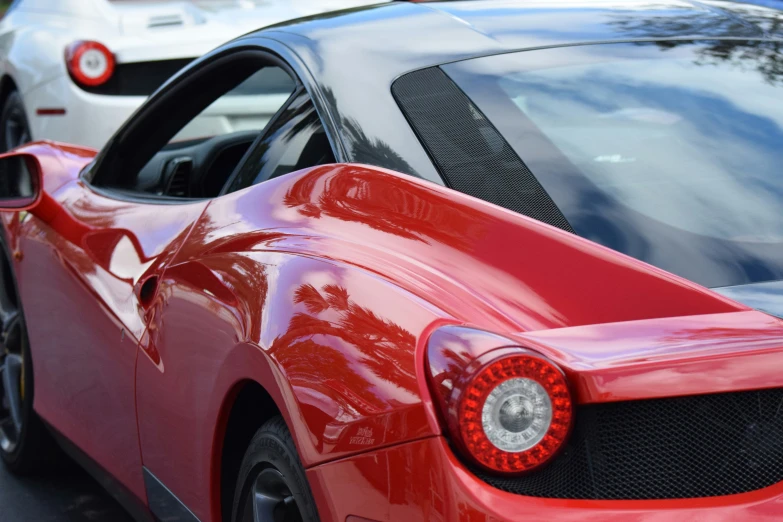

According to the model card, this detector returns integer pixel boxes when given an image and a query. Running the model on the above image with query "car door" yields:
[17,176,208,502]
[15,45,299,507]
[15,45,316,520]
[133,82,338,522]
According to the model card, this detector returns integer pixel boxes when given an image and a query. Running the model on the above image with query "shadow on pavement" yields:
[0,456,133,522]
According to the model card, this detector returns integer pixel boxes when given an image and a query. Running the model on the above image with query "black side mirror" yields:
[0,153,42,211]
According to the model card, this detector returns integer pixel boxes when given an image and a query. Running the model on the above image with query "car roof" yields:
[249,0,783,183]
[263,0,782,70]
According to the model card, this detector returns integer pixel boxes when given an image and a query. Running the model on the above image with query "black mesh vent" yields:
[392,67,573,232]
[474,387,783,499]
[77,59,194,96]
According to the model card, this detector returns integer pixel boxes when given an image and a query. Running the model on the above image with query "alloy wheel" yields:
[0,250,24,454]
[3,106,30,152]
[240,467,303,522]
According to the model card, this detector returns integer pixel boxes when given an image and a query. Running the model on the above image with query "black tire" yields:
[0,90,32,153]
[0,237,58,474]
[232,416,320,522]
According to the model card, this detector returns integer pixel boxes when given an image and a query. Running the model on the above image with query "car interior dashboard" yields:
[134,131,260,199]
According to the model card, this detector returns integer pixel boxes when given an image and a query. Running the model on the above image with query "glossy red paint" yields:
[519,310,783,403]
[9,143,208,502]
[309,436,783,522]
[137,252,442,520]
[4,144,783,521]
[180,164,740,333]
[0,142,94,219]
[428,313,783,405]
[136,163,760,519]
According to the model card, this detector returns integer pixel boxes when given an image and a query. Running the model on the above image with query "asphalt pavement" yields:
[0,458,133,522]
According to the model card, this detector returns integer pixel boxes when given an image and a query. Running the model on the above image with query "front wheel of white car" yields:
[0,91,31,153]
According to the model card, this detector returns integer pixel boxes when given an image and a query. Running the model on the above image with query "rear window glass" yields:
[443,40,783,288]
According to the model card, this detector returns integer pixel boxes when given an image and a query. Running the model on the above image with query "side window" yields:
[224,90,336,194]
[133,66,297,198]
[170,67,294,143]
[90,52,303,199]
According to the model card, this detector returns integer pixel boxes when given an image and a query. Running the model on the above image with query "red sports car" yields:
[2,1,783,521]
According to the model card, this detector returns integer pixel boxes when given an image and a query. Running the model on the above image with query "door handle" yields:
[135,274,160,309]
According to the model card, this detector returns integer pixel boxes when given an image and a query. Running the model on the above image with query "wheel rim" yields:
[3,106,30,152]
[240,468,303,522]
[0,250,24,454]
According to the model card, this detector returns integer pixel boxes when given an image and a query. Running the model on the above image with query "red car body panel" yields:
[310,437,783,522]
[5,143,783,521]
[428,311,783,405]
[9,143,209,501]
[520,310,783,403]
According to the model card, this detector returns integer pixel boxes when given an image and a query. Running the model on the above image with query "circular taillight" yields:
[65,41,115,87]
[457,354,572,474]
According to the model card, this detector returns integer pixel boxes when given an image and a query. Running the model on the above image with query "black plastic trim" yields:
[473,387,783,500]
[74,59,195,97]
[217,85,306,196]
[143,467,201,522]
[45,423,155,522]
[218,86,321,196]
[234,34,349,165]
[392,66,574,232]
[80,179,209,206]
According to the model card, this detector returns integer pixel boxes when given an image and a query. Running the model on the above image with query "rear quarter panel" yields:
[137,249,447,521]
[137,163,744,520]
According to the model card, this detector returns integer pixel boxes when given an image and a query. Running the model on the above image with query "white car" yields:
[0,0,381,151]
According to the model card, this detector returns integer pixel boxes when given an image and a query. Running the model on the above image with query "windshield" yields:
[443,40,783,289]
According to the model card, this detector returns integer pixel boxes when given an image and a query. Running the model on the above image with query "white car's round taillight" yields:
[65,41,115,87]
[458,354,572,474]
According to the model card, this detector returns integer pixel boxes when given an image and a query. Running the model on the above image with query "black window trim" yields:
[218,86,330,196]
[218,85,307,196]
[249,33,349,165]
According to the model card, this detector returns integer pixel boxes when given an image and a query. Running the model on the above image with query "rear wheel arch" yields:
[215,379,283,522]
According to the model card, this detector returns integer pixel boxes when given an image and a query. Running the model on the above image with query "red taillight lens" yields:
[65,41,115,87]
[456,354,572,474]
